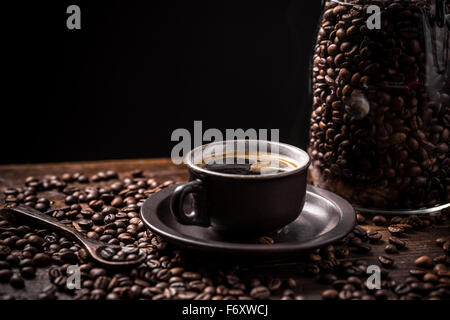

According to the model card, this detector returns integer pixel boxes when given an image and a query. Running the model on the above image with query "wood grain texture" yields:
[0,158,448,300]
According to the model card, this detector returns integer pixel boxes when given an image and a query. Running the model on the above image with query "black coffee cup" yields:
[170,140,311,236]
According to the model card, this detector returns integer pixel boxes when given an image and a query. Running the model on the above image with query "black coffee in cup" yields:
[200,153,299,176]
[171,140,311,236]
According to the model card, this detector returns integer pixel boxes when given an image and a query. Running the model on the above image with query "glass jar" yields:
[309,0,450,213]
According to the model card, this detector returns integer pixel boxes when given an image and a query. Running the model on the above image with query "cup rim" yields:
[184,139,311,180]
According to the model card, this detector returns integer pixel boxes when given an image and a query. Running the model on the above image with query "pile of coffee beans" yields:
[319,210,450,300]
[309,0,450,209]
[1,169,449,300]
[1,170,308,300]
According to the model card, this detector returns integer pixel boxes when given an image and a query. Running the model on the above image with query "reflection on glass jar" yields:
[309,0,450,212]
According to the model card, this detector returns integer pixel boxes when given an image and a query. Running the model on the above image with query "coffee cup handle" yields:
[170,180,210,227]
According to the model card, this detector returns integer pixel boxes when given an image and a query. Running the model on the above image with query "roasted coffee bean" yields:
[32,253,51,266]
[100,247,116,260]
[435,237,448,247]
[65,195,77,205]
[9,273,25,288]
[433,255,447,264]
[48,266,62,280]
[356,213,366,224]
[58,251,78,264]
[27,235,44,246]
[104,214,116,224]
[80,210,94,219]
[443,241,450,254]
[388,236,406,249]
[94,276,111,290]
[322,289,338,300]
[0,245,11,258]
[18,258,33,268]
[100,194,115,204]
[89,268,106,279]
[372,216,387,226]
[91,213,104,225]
[0,269,13,282]
[267,278,282,291]
[77,219,93,230]
[105,292,120,300]
[414,256,433,269]
[353,226,366,238]
[367,230,382,242]
[181,272,201,280]
[111,197,124,208]
[65,210,78,219]
[0,260,10,269]
[388,226,404,235]
[61,173,74,182]
[423,273,438,283]
[6,255,20,266]
[409,269,426,277]
[35,202,49,211]
[20,266,36,278]
[102,206,118,216]
[394,283,411,296]
[15,239,29,248]
[169,267,184,276]
[378,256,394,268]
[350,237,363,246]
[384,244,398,254]
[250,286,270,299]
[89,200,104,211]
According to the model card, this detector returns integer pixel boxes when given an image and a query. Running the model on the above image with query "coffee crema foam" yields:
[197,153,299,176]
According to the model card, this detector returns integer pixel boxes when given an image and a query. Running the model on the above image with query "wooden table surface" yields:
[0,158,449,300]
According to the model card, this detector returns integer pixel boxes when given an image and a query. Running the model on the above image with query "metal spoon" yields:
[0,195,146,268]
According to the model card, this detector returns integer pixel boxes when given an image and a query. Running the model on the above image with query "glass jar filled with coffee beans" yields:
[309,0,450,212]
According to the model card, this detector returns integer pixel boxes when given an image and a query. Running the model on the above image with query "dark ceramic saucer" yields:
[140,184,355,256]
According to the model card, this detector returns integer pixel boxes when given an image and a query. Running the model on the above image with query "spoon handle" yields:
[2,205,103,253]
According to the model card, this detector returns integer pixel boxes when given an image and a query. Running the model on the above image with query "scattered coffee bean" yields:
[384,244,398,254]
[388,236,406,249]
[435,237,448,247]
[32,253,51,266]
[414,256,433,269]
[20,266,36,278]
[322,289,338,300]
[372,216,387,226]
[356,213,365,224]
[367,230,382,242]
[78,219,93,230]
[378,256,394,268]
[0,269,13,282]
[250,286,270,299]
[443,241,450,254]
[388,226,404,235]
[423,273,438,283]
[9,273,25,288]
[409,269,426,277]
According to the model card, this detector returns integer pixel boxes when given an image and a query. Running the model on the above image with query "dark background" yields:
[2,0,322,164]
